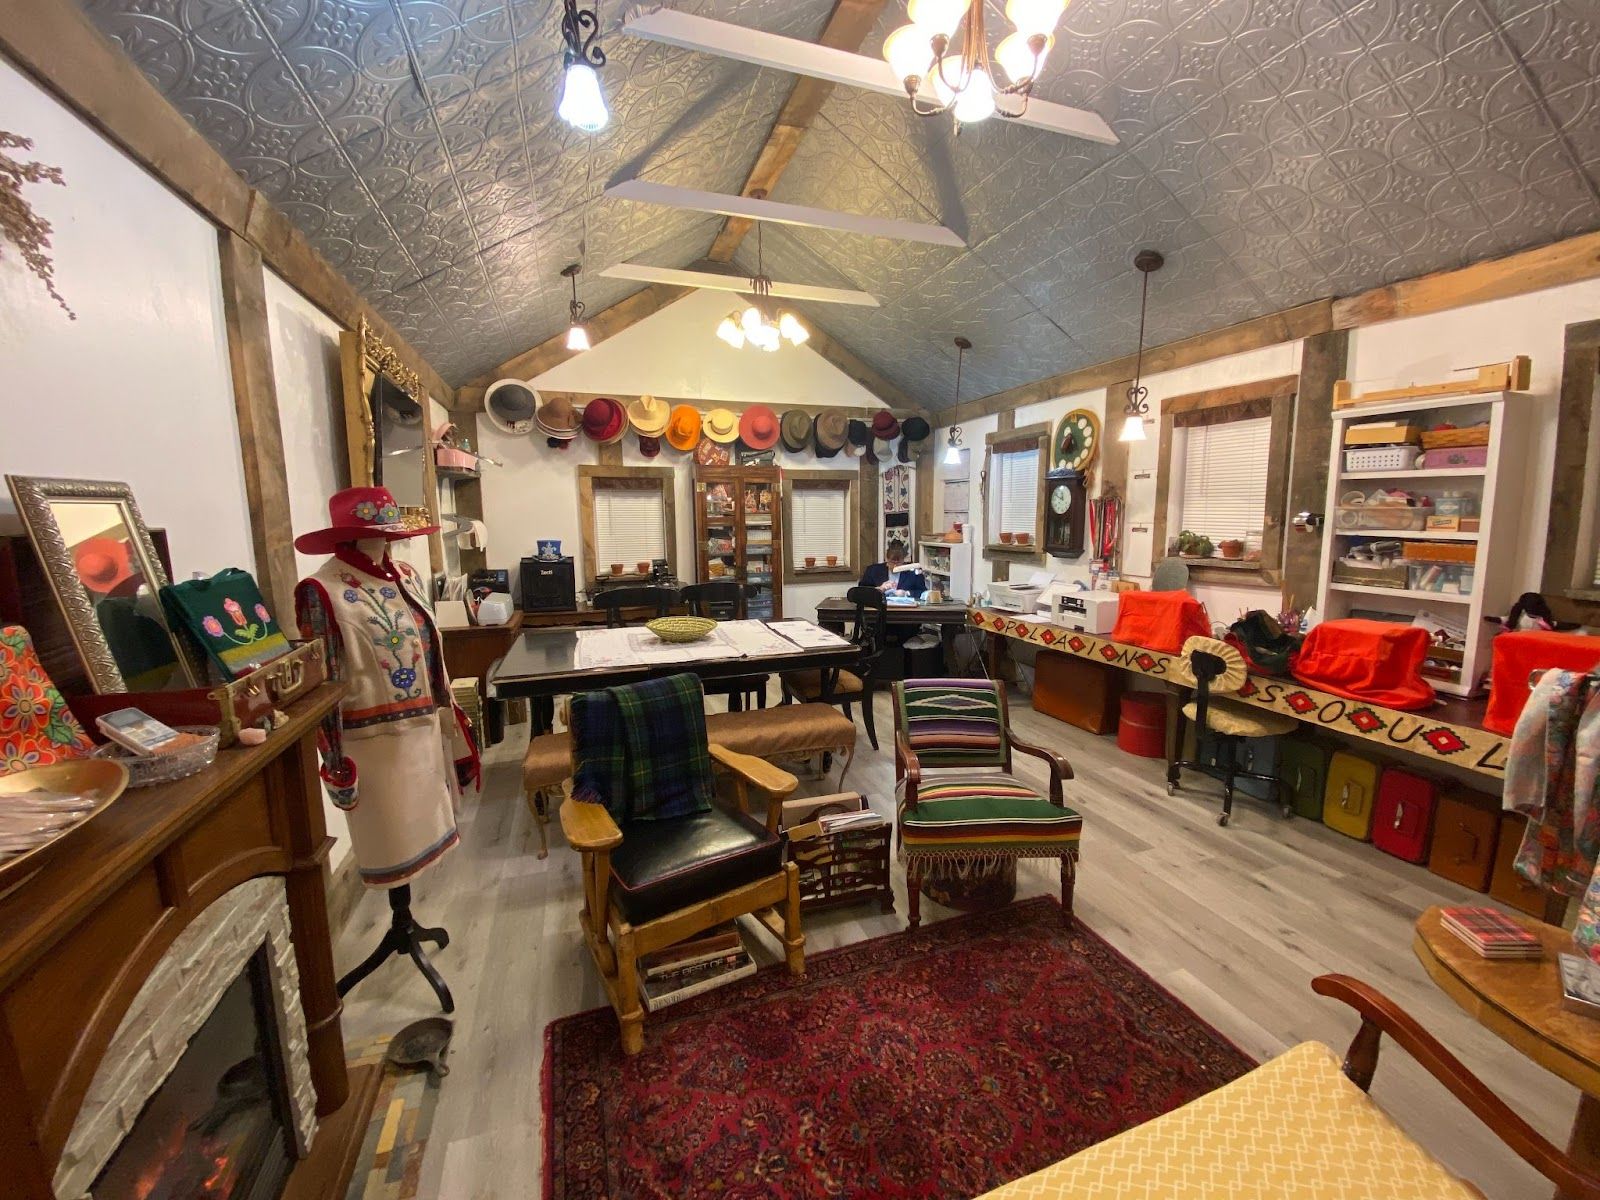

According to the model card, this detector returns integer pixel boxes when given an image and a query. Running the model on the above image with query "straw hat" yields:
[702,407,740,443]
[627,394,670,437]
[814,411,848,458]
[779,410,813,453]
[739,404,780,451]
[535,394,578,439]
[1169,635,1249,695]
[665,405,702,452]
[581,396,627,444]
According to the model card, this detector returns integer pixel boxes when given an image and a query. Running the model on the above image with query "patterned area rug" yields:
[543,898,1254,1199]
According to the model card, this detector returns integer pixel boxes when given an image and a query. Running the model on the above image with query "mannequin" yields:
[293,488,479,1011]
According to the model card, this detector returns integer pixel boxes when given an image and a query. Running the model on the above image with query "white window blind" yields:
[1178,416,1272,542]
[996,447,1039,536]
[1591,544,1600,589]
[791,487,849,566]
[594,486,666,570]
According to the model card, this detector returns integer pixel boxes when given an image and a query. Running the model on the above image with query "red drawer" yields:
[1372,769,1436,864]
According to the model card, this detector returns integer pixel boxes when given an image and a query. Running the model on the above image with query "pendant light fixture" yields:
[558,0,609,132]
[944,336,971,464]
[1117,250,1164,443]
[562,263,590,352]
[715,214,810,352]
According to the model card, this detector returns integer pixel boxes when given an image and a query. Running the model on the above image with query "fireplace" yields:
[90,948,295,1200]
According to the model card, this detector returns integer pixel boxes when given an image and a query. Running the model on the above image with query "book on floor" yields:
[638,922,741,975]
[1440,906,1542,959]
[639,946,755,1012]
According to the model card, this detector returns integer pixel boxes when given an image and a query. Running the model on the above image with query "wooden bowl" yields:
[0,758,129,898]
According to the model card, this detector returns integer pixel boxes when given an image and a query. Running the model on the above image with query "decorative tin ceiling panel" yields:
[80,0,1600,401]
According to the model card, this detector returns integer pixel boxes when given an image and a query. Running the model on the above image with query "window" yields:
[983,422,1050,552]
[996,447,1039,537]
[1176,416,1272,542]
[785,471,859,576]
[578,466,676,581]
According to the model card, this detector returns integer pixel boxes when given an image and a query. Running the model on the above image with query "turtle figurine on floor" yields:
[385,1017,454,1078]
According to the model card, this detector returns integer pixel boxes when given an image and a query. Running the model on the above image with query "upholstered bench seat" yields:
[901,774,1083,857]
[608,806,785,924]
[781,667,864,699]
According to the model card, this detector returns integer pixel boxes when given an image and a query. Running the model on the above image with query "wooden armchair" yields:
[560,742,805,1055]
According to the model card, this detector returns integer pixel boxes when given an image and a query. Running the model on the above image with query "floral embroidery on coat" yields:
[337,572,425,702]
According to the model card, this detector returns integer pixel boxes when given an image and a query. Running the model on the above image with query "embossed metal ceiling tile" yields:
[1493,6,1600,102]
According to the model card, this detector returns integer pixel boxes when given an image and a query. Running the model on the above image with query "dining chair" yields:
[779,586,887,749]
[593,584,676,628]
[680,580,769,711]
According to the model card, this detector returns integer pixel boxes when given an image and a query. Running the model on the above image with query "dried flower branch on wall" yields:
[0,131,73,318]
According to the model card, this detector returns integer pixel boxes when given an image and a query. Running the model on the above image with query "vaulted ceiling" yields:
[81,0,1600,407]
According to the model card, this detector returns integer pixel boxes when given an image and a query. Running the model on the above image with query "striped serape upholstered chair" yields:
[893,678,1081,930]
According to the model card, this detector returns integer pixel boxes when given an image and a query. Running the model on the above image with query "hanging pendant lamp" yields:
[1117,250,1164,443]
[944,336,971,463]
[562,263,590,352]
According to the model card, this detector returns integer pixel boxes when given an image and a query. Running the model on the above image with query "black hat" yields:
[901,415,931,442]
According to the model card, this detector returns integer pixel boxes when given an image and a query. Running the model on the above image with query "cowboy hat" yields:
[779,410,813,453]
[627,394,670,437]
[739,404,780,451]
[870,411,902,440]
[484,379,539,436]
[581,397,627,444]
[813,411,848,458]
[294,486,438,555]
[535,394,578,439]
[702,407,739,444]
[665,405,702,452]
[73,536,135,594]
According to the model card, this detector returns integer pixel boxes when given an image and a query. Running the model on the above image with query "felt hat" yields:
[483,379,539,436]
[845,418,871,456]
[535,394,579,440]
[638,435,662,459]
[1168,635,1249,694]
[294,486,438,555]
[627,394,670,437]
[581,396,627,444]
[900,415,931,443]
[870,411,902,440]
[665,405,702,452]
[813,411,848,458]
[779,410,813,453]
[73,536,135,594]
[739,404,780,451]
[702,407,740,443]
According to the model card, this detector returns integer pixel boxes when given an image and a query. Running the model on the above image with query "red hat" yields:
[581,396,626,443]
[870,411,901,440]
[739,404,780,451]
[638,435,662,458]
[74,536,135,594]
[293,486,439,555]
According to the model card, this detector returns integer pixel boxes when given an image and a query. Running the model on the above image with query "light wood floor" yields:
[333,689,1573,1200]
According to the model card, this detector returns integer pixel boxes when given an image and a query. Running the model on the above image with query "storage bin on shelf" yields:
[1419,423,1490,450]
[1334,505,1428,531]
[1343,445,1417,473]
[1407,563,1475,595]
[1418,445,1488,470]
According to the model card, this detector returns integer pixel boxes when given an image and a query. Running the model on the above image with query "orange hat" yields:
[665,405,702,452]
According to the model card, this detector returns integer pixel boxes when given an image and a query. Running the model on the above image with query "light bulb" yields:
[1118,414,1146,443]
[929,54,968,106]
[716,314,745,348]
[778,312,809,345]
[741,305,764,336]
[996,31,1051,84]
[1005,0,1067,39]
[756,323,781,352]
[883,24,938,84]
[943,443,961,465]
[557,62,609,132]
[907,0,971,37]
[565,323,590,351]
[952,68,997,123]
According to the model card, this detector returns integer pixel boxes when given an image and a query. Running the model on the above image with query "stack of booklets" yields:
[637,922,755,1012]
[1440,906,1543,960]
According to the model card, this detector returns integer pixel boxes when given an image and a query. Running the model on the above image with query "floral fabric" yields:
[160,568,292,680]
[0,625,94,775]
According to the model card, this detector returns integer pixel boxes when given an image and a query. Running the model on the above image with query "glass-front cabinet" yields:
[694,466,784,620]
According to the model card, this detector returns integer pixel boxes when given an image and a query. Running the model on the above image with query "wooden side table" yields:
[1414,905,1600,1198]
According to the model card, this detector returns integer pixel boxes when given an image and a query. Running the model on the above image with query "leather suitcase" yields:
[1371,768,1436,864]
[1489,811,1548,918]
[1427,789,1499,892]
[1237,736,1282,802]
[1323,752,1379,840]
[1278,739,1327,821]
[1032,651,1121,735]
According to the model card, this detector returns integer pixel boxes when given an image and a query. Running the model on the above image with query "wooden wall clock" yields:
[1053,408,1101,474]
[1044,467,1087,558]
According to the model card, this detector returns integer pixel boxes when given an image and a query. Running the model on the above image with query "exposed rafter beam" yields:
[706,0,888,263]
[623,7,1119,146]
[606,179,966,247]
[599,262,879,306]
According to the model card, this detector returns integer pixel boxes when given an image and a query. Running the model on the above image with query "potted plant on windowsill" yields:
[1177,530,1214,559]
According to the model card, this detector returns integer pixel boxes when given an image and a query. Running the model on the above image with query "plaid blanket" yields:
[570,673,715,824]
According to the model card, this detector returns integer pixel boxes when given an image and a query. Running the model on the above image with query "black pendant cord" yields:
[337,883,454,1013]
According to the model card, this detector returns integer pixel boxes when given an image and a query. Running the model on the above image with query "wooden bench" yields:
[522,703,857,856]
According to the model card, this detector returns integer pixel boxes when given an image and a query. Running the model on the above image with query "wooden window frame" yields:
[1541,318,1600,622]
[577,465,676,586]
[784,469,860,582]
[1153,375,1297,587]
[982,422,1050,561]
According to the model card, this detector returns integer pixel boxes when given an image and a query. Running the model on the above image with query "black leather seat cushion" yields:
[608,806,784,924]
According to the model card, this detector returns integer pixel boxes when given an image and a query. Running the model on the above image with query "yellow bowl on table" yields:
[646,616,717,643]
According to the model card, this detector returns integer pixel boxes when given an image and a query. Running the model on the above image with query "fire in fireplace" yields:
[91,947,296,1200]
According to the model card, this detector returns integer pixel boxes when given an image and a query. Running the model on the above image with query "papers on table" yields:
[768,621,850,649]
[573,620,825,670]
[718,619,801,657]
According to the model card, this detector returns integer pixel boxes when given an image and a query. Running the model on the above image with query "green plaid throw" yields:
[570,673,715,824]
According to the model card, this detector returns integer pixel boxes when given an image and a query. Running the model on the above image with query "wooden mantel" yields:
[0,684,349,1199]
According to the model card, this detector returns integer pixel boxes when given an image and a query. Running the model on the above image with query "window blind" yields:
[594,486,666,569]
[791,487,849,565]
[1178,416,1272,542]
[1591,544,1600,589]
[996,447,1039,536]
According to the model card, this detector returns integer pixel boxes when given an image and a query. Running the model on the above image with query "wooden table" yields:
[1414,905,1600,1196]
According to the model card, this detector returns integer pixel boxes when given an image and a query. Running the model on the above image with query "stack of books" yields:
[1440,906,1543,960]
[786,809,885,842]
[637,922,755,1012]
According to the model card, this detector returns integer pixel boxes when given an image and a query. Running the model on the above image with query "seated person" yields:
[859,541,927,599]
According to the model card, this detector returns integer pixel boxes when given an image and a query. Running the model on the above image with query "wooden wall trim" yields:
[486,390,908,421]
[1285,330,1348,610]
[1541,318,1600,625]
[1164,373,1298,417]
[576,464,676,586]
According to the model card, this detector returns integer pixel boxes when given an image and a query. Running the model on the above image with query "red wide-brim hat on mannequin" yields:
[294,486,439,555]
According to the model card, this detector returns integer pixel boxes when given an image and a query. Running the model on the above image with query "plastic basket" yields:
[1344,445,1416,473]
[1334,506,1429,531]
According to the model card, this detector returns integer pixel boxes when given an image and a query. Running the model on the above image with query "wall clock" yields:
[1044,467,1087,558]
[1053,408,1101,473]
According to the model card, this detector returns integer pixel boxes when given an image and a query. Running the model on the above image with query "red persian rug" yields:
[542,898,1253,1199]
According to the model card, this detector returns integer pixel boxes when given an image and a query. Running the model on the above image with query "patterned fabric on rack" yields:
[895,678,1008,768]
[571,673,715,824]
[1507,670,1591,894]
[0,625,94,774]
[901,773,1081,860]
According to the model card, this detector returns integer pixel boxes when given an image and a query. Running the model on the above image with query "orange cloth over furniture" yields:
[1290,619,1435,711]
[1484,630,1600,735]
[1110,591,1211,655]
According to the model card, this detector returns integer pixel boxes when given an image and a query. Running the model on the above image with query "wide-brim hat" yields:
[870,411,901,440]
[739,404,780,451]
[780,410,812,452]
[814,410,848,456]
[294,486,438,555]
[1169,635,1249,694]
[484,379,539,435]
[703,407,740,443]
[628,393,670,437]
[665,405,702,452]
[73,536,135,594]
[638,435,662,459]
[582,396,627,444]
[872,437,894,462]
[900,415,931,443]
[536,394,579,438]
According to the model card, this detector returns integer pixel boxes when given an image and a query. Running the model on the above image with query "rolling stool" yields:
[1167,635,1296,825]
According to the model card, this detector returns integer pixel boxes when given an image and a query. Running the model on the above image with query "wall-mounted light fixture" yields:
[558,0,609,132]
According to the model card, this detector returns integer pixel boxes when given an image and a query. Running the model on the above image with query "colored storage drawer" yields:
[1034,652,1121,735]
[1323,752,1379,840]
[1371,769,1436,864]
[1426,790,1499,892]
[1489,811,1548,918]
[1237,736,1282,802]
[1279,740,1328,821]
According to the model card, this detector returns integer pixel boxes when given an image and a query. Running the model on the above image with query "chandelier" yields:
[883,0,1067,126]
[557,0,609,132]
[715,221,810,352]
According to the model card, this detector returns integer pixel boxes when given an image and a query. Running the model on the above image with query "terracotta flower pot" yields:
[1015,532,1032,545]
[805,556,816,568]
[999,531,1015,545]
[610,563,623,576]
[636,561,650,574]
[826,554,838,566]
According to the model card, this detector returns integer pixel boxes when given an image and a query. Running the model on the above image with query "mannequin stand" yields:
[338,884,454,1013]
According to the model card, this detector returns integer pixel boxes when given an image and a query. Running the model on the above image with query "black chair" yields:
[593,585,676,628]
[680,580,768,711]
[780,586,888,749]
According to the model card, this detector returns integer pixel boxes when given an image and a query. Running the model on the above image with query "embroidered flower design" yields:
[380,586,398,600]
[2,681,43,724]
[390,666,416,690]
[378,504,401,524]
[382,631,405,651]
[254,603,271,623]
[202,615,225,638]
[223,597,246,627]
[354,500,380,521]
[0,739,41,774]
[343,589,359,603]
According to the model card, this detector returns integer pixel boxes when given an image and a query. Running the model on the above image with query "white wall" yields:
[0,56,252,577]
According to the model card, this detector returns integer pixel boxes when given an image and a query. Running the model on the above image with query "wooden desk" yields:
[1414,905,1600,1194]
[440,610,524,691]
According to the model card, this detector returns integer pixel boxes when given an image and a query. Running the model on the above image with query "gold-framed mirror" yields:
[4,475,203,693]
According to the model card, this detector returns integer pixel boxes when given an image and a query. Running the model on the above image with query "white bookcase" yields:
[1316,391,1527,697]
[920,538,974,603]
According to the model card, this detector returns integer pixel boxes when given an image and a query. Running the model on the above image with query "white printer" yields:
[1052,590,1121,635]
[986,569,1052,613]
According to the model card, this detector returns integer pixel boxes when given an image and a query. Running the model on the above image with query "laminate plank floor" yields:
[334,688,1572,1199]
